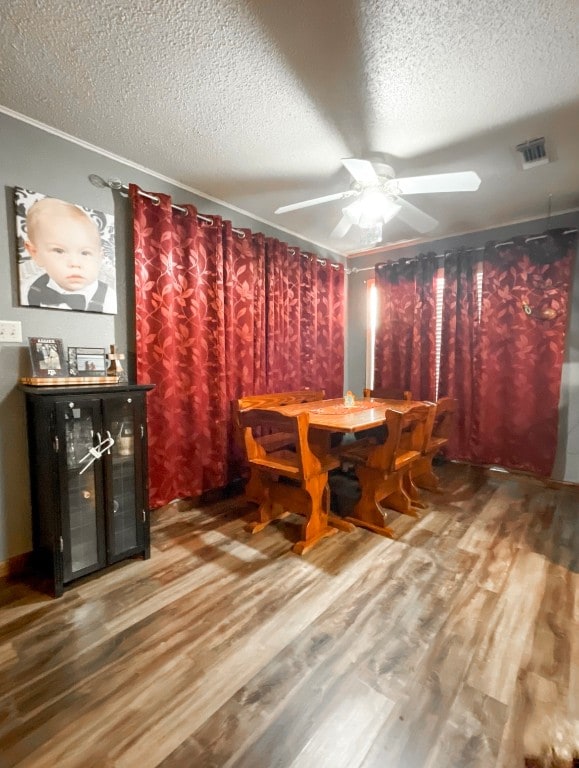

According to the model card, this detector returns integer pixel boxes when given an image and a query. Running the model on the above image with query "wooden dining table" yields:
[256,396,431,545]
[270,396,425,453]
[271,396,434,538]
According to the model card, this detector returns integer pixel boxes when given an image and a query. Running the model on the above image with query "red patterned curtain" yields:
[374,254,437,400]
[470,231,576,476]
[298,251,345,397]
[131,189,228,507]
[264,242,344,397]
[264,238,302,391]
[131,186,345,507]
[223,224,268,483]
[438,249,480,459]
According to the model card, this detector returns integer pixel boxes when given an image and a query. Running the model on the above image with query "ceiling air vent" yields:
[516,137,549,169]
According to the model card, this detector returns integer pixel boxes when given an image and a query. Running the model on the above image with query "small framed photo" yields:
[28,337,66,377]
[68,347,107,376]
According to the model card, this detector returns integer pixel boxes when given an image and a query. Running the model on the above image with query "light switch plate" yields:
[0,320,23,343]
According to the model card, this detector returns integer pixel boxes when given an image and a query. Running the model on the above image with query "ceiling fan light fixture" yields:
[274,157,475,239]
[343,189,400,228]
[361,223,383,246]
[380,197,402,226]
[343,189,380,224]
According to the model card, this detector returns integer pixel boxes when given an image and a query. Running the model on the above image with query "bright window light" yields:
[435,270,444,400]
[366,261,479,399]
[366,279,377,389]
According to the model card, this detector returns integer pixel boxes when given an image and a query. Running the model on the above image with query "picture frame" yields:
[14,187,117,315]
[28,337,66,377]
[68,346,107,377]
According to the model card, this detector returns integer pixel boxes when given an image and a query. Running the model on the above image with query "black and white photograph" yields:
[28,337,66,377]
[15,187,117,315]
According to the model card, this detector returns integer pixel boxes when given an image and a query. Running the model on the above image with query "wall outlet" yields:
[0,321,23,343]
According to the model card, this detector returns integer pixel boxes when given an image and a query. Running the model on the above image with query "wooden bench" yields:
[411,397,458,490]
[232,389,325,502]
[339,403,435,537]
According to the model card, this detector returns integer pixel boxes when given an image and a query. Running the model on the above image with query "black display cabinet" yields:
[20,383,154,596]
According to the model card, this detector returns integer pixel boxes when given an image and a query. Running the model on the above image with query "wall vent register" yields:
[516,137,549,169]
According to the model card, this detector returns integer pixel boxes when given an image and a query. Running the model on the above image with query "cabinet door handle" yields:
[59,536,64,553]
[78,435,115,474]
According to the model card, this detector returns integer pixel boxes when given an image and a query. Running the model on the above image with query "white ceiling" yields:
[1,0,578,257]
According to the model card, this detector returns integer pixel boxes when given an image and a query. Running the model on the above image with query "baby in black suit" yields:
[25,197,115,313]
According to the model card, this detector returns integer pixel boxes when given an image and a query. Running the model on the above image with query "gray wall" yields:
[345,212,579,482]
[0,111,343,564]
[2,107,577,565]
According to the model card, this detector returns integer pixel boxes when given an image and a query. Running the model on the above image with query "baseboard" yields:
[152,479,247,514]
[0,551,33,579]
[451,459,579,491]
[545,477,579,490]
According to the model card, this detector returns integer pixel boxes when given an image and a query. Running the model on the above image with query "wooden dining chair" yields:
[238,406,348,554]
[232,389,325,503]
[363,387,413,401]
[354,388,412,445]
[338,403,434,537]
[411,396,458,490]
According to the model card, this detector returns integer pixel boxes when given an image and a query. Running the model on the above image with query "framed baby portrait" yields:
[14,187,117,315]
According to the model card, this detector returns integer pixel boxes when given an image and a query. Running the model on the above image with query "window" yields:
[366,259,482,395]
[366,278,377,390]
[434,268,444,400]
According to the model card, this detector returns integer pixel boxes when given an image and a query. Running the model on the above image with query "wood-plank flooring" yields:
[0,463,578,768]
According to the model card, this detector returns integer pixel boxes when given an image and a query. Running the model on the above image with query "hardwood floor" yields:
[1,463,577,767]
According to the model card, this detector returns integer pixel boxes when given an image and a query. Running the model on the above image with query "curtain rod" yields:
[443,228,577,257]
[288,248,342,269]
[348,228,578,272]
[90,174,342,269]
[88,173,340,269]
[89,174,246,237]
[492,229,577,249]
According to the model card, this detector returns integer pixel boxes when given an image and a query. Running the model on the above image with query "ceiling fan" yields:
[274,158,481,242]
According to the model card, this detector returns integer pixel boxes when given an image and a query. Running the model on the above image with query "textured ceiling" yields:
[1,0,578,257]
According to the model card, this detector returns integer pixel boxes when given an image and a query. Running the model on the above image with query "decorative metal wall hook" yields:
[521,301,558,320]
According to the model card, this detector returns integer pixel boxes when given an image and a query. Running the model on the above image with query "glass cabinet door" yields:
[58,400,106,581]
[103,396,144,559]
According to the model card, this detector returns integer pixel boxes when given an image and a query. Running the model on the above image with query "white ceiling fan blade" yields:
[395,197,438,233]
[394,171,481,195]
[341,158,380,185]
[274,190,354,214]
[381,198,402,226]
[330,215,353,239]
